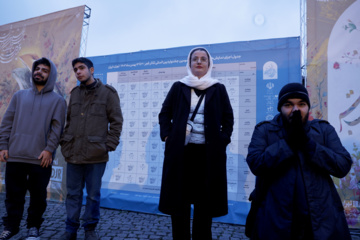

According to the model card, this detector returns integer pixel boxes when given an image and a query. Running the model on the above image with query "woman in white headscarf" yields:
[158,47,234,239]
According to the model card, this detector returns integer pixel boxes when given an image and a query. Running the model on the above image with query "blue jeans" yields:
[65,162,106,233]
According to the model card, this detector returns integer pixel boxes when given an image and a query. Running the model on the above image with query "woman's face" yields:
[190,50,209,78]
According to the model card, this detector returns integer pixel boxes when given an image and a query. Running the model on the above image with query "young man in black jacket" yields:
[246,82,352,240]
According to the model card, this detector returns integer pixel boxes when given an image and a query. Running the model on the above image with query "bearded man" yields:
[246,82,352,240]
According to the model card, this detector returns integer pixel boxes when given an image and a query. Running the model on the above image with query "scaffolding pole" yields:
[300,0,307,85]
[79,5,91,57]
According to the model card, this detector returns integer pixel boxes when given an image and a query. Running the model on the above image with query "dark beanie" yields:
[277,83,310,111]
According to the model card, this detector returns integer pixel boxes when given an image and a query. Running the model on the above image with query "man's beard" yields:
[33,75,47,86]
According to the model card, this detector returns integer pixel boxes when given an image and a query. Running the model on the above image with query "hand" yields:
[106,145,115,152]
[0,150,8,162]
[39,150,52,168]
[286,111,308,149]
[290,110,303,129]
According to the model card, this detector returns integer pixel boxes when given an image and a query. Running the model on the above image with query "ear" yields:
[90,67,94,74]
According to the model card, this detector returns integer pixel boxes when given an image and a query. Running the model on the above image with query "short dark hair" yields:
[33,57,51,69]
[72,57,93,69]
[189,47,210,67]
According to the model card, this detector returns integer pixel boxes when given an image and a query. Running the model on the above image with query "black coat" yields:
[158,81,234,217]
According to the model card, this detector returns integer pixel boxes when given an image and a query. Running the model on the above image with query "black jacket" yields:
[246,114,352,240]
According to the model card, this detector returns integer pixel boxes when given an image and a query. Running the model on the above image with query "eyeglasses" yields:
[191,57,208,63]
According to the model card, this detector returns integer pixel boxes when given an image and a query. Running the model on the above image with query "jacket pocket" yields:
[9,133,44,159]
[60,134,74,158]
[70,102,81,117]
[220,131,231,146]
[90,101,107,117]
[86,136,107,159]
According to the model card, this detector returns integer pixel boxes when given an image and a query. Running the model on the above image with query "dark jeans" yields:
[65,162,106,233]
[171,143,212,240]
[3,162,52,232]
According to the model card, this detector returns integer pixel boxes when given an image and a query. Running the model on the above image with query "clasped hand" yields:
[285,111,308,150]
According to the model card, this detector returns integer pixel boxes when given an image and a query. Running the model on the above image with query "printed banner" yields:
[89,37,301,224]
[0,6,85,200]
[307,0,359,228]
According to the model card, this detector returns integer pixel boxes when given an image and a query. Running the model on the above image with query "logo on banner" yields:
[263,61,278,79]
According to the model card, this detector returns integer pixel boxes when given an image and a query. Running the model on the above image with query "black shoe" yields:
[0,230,17,240]
[25,227,40,240]
[59,231,77,240]
[85,230,99,240]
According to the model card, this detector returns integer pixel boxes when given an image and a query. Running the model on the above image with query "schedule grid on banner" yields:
[89,37,301,224]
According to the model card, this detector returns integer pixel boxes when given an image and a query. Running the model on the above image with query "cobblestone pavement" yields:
[0,193,359,239]
[0,193,249,239]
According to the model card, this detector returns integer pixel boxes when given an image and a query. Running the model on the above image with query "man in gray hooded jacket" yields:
[0,58,66,240]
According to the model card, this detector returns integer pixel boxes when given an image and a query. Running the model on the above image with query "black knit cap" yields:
[277,82,310,111]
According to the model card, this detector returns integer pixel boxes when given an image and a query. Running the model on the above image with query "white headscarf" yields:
[180,47,219,90]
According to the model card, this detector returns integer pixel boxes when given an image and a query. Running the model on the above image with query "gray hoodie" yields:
[0,58,66,165]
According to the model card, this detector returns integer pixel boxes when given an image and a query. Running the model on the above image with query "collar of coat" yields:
[180,82,219,106]
[79,78,101,89]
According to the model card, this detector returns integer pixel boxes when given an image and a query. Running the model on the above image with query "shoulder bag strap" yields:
[190,92,205,122]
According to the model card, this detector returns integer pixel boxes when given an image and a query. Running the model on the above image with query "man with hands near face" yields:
[246,83,352,240]
[0,58,66,240]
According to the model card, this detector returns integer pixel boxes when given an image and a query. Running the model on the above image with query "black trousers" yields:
[171,143,212,240]
[3,162,52,232]
[291,214,313,240]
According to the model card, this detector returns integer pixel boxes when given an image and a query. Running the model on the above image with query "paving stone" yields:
[0,193,358,239]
